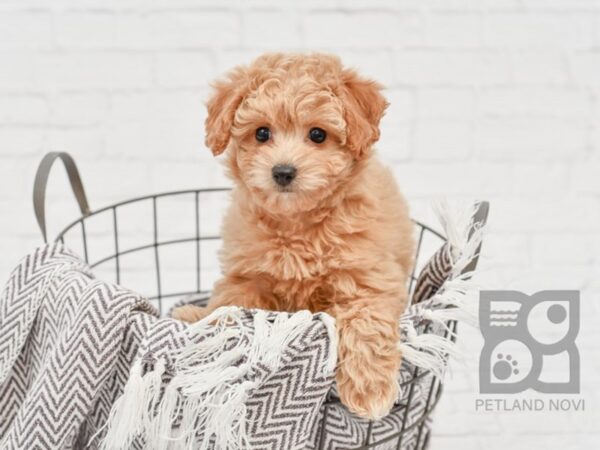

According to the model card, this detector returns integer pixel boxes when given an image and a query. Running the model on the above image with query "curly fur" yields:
[173,53,415,420]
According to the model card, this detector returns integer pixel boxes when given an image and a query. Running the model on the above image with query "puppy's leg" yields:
[172,276,273,323]
[332,297,403,420]
[171,304,212,322]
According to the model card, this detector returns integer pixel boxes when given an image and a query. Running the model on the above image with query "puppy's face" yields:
[205,53,387,214]
[229,78,352,214]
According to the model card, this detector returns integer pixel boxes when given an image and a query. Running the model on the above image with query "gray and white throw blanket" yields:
[0,205,483,450]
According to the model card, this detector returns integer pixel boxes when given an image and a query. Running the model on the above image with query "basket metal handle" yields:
[33,152,90,243]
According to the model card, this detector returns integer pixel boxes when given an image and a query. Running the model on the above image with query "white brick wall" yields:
[0,1,599,448]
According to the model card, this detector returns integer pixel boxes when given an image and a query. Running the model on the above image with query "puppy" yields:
[173,53,415,420]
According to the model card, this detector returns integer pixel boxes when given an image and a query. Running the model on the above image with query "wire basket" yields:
[33,152,486,450]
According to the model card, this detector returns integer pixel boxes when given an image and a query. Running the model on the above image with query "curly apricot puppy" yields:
[173,53,415,420]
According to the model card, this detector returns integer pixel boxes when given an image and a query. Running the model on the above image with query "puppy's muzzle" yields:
[272,164,297,187]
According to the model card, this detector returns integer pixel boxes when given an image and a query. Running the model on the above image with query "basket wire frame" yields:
[56,188,444,312]
[53,187,451,450]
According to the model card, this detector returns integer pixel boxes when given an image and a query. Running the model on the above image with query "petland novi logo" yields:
[475,290,584,412]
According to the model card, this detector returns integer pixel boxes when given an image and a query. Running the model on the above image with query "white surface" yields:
[0,1,599,448]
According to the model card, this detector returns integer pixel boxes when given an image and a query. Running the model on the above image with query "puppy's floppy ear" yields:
[339,70,388,159]
[205,67,250,156]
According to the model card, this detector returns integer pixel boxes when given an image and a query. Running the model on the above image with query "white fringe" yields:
[99,307,336,450]
[317,312,339,374]
[399,201,485,376]
[94,358,166,449]
[398,326,463,378]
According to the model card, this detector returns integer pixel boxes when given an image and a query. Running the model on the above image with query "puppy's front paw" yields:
[171,305,210,323]
[336,361,399,420]
[334,310,402,420]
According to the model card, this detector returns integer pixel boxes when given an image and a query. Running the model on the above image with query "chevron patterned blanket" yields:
[0,244,337,450]
[0,201,481,450]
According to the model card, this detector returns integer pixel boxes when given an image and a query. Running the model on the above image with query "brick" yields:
[0,128,44,156]
[37,52,153,90]
[0,199,43,235]
[481,0,521,8]
[0,95,49,124]
[215,49,267,73]
[108,91,207,122]
[393,51,511,85]
[443,367,477,394]
[155,52,216,88]
[532,234,595,265]
[378,89,413,162]
[491,434,582,450]
[426,13,482,48]
[113,14,153,49]
[481,233,531,267]
[44,128,105,158]
[35,0,147,9]
[329,0,412,7]
[242,11,300,48]
[577,429,600,446]
[434,410,501,435]
[499,412,580,434]
[340,0,514,9]
[384,88,414,121]
[150,160,231,193]
[107,92,154,122]
[571,161,600,193]
[77,160,150,201]
[304,12,423,49]
[0,52,38,91]
[512,163,570,195]
[377,121,411,163]
[522,0,600,9]
[147,12,239,48]
[570,52,600,87]
[512,51,569,84]
[0,12,53,50]
[481,88,591,118]
[56,12,117,48]
[106,117,206,161]
[51,93,109,126]
[105,91,206,160]
[475,118,587,161]
[487,197,600,232]
[392,162,513,197]
[430,437,482,449]
[413,119,471,161]
[0,158,29,198]
[497,266,594,295]
[0,237,29,283]
[416,88,475,118]
[484,13,595,49]
[593,120,600,156]
[335,51,395,87]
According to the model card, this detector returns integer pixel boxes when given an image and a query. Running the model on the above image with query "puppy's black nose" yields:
[272,164,297,186]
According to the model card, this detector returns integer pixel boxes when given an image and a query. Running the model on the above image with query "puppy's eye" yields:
[255,127,271,143]
[309,127,327,144]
